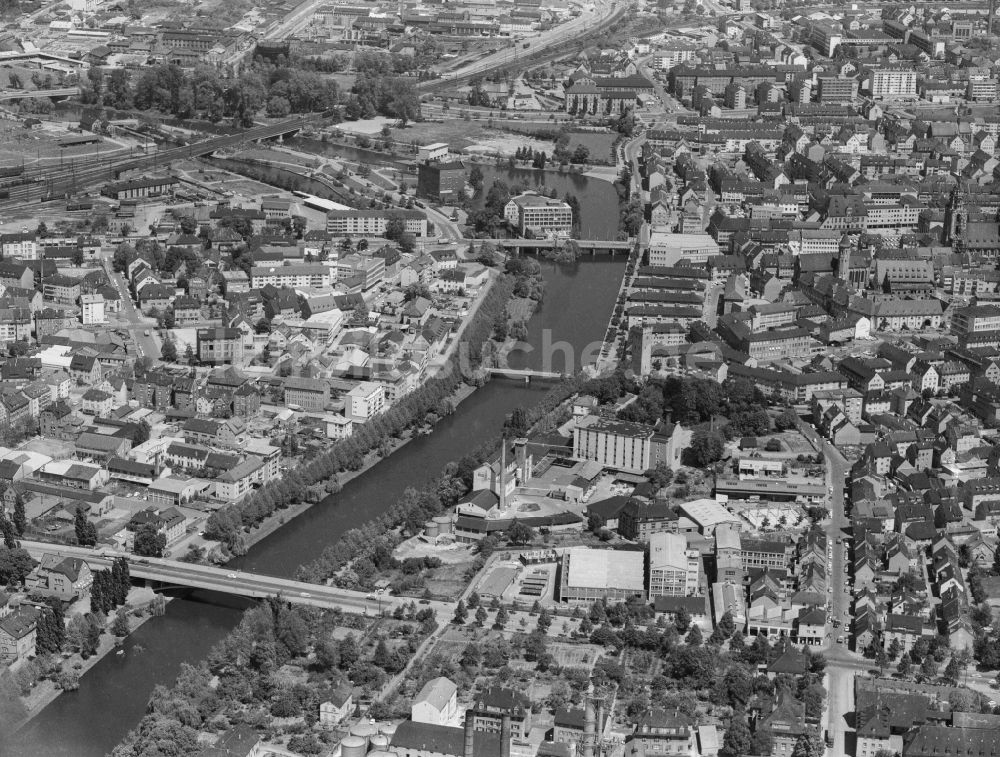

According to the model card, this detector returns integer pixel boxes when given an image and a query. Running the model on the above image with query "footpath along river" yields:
[9,255,625,757]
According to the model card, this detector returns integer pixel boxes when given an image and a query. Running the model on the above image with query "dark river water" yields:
[10,256,625,757]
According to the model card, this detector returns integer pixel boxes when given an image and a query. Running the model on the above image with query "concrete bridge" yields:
[20,540,408,613]
[0,86,80,102]
[487,368,565,382]
[481,238,634,253]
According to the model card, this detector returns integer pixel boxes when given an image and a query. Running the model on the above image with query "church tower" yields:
[943,185,966,246]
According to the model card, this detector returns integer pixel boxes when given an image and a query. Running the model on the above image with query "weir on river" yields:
[10,256,626,757]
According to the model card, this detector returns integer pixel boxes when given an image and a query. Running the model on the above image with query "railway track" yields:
[0,114,323,207]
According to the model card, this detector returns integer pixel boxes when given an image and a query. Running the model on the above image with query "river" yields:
[9,257,625,757]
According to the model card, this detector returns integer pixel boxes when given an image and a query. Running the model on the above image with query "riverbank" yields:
[14,589,165,731]
[210,271,505,557]
[238,381,480,555]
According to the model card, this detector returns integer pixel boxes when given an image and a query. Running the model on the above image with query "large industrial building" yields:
[558,547,645,602]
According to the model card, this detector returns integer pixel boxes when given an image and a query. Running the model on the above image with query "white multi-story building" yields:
[648,532,700,597]
[0,231,38,260]
[346,381,385,422]
[80,294,105,325]
[867,66,917,99]
[504,192,574,235]
[325,209,428,237]
[250,264,331,289]
[647,231,720,267]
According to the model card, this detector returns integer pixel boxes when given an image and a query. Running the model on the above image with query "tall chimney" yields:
[582,701,597,757]
[596,701,605,743]
[499,435,507,510]
[501,713,512,757]
[990,0,997,36]
[464,710,475,757]
[514,438,528,483]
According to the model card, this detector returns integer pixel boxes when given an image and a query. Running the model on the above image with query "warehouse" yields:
[558,547,644,602]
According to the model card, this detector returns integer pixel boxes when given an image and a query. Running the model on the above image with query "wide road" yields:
[102,259,160,359]
[798,423,857,755]
[423,0,625,91]
[20,539,455,616]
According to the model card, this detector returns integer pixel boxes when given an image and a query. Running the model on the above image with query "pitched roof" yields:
[414,677,457,711]
[391,721,502,757]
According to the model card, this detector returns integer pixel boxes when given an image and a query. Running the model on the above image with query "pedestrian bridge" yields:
[20,540,393,612]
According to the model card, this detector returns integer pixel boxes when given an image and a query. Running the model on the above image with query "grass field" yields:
[565,131,616,164]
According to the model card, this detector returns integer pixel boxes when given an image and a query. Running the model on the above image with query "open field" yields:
[565,131,616,164]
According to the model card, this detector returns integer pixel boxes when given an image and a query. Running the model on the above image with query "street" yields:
[434,0,621,84]
[800,422,858,756]
[104,261,160,360]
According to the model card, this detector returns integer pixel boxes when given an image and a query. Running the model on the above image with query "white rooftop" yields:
[564,547,644,591]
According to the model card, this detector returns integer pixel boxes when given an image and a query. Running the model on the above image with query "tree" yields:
[0,518,15,549]
[686,624,703,646]
[505,520,534,546]
[112,606,130,637]
[571,144,590,164]
[133,523,166,558]
[74,507,98,547]
[887,637,903,661]
[897,654,911,677]
[452,599,468,625]
[0,547,35,585]
[372,639,393,670]
[750,728,774,757]
[801,684,825,719]
[36,600,65,653]
[943,656,963,685]
[920,653,938,681]
[66,613,101,658]
[791,733,824,757]
[494,605,509,629]
[469,165,484,193]
[718,611,736,639]
[722,714,752,757]
[685,430,725,466]
[461,642,482,670]
[475,606,488,626]
[160,336,178,363]
[774,407,799,431]
[674,607,692,634]
[646,461,674,490]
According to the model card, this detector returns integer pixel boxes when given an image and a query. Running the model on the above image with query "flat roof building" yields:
[559,547,644,602]
[678,498,742,535]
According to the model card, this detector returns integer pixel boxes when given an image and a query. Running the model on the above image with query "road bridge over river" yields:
[19,540,442,614]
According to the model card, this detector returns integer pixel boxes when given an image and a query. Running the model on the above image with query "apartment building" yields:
[250,264,331,289]
[196,328,245,366]
[325,209,428,237]
[345,381,385,422]
[867,66,917,99]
